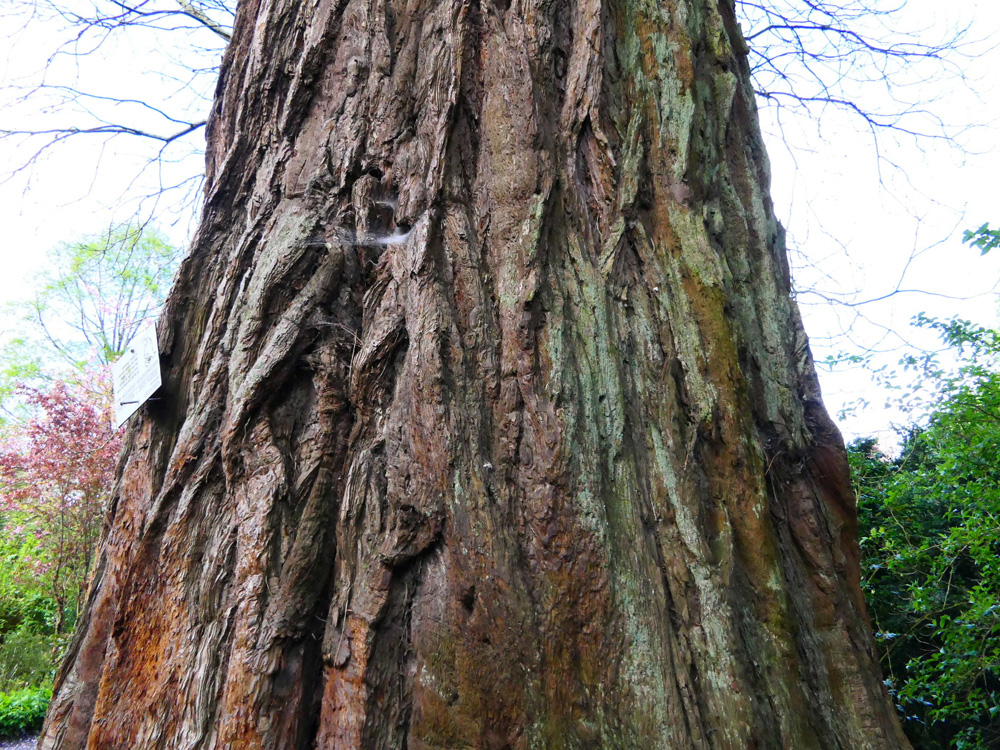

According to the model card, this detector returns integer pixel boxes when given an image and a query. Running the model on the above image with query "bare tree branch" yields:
[737,0,974,148]
[175,0,231,41]
[1,120,206,144]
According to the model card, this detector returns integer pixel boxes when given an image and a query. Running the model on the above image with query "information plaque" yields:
[111,324,162,429]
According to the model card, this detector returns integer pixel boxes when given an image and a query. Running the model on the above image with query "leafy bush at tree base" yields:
[0,685,51,739]
[0,631,63,694]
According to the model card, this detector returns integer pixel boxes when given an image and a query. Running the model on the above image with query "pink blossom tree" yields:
[0,376,121,633]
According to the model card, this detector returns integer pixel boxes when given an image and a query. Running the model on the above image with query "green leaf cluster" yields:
[0,520,65,703]
[0,631,61,695]
[851,318,1000,750]
[963,224,1000,257]
[0,520,60,637]
[0,685,52,739]
[31,223,180,364]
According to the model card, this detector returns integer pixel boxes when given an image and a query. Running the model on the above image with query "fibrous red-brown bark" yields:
[41,0,910,747]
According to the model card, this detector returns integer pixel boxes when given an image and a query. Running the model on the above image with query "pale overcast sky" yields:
[763,0,1000,443]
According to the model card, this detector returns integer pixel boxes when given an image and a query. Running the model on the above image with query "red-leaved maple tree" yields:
[0,374,121,633]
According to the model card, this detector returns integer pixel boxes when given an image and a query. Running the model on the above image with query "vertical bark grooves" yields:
[41,0,910,747]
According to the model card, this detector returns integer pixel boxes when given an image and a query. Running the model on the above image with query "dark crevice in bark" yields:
[360,549,435,749]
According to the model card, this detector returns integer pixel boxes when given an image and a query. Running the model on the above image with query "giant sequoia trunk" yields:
[40,0,909,747]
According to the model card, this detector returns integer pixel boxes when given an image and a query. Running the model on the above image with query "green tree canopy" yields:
[24,223,180,365]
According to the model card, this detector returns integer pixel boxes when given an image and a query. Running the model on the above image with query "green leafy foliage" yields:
[0,524,53,630]
[963,223,1000,256]
[0,517,63,700]
[0,685,52,739]
[22,222,179,366]
[0,341,45,426]
[851,317,1000,749]
[0,631,61,694]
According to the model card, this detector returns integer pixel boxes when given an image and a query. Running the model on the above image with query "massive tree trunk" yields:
[40,0,909,747]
